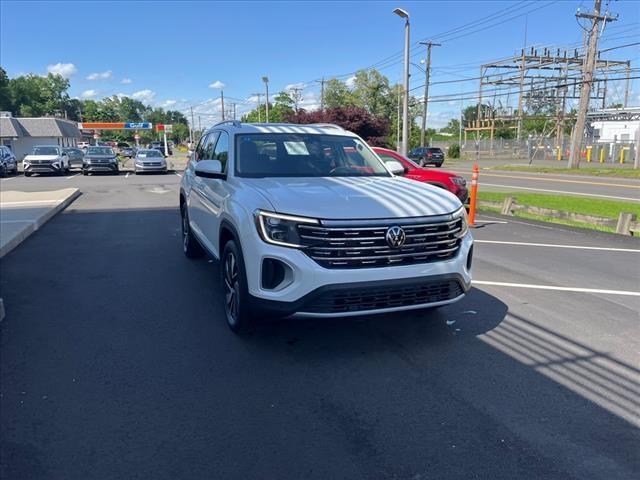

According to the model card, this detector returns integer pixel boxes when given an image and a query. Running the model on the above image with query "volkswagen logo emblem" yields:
[385,226,406,248]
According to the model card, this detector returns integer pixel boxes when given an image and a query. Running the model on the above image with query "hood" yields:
[242,176,461,220]
[24,155,59,161]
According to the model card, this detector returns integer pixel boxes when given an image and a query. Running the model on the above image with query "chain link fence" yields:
[431,138,639,167]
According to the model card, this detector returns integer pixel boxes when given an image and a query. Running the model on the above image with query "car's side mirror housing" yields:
[195,159,225,179]
[385,160,405,175]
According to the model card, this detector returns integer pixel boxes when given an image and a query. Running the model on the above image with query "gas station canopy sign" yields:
[77,122,153,130]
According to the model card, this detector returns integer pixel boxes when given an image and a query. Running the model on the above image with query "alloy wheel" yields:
[224,251,240,326]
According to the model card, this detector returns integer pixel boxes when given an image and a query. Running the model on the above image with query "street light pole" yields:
[262,76,270,123]
[251,93,262,122]
[394,8,410,157]
[419,41,441,148]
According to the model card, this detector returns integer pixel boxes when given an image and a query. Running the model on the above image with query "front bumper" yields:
[84,163,118,172]
[135,163,167,171]
[243,231,473,317]
[24,162,63,173]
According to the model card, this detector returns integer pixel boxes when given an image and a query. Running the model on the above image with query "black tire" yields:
[221,239,253,335]
[181,203,204,259]
[24,172,32,177]
[82,170,88,176]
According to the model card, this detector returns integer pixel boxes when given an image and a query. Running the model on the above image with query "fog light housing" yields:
[262,258,289,290]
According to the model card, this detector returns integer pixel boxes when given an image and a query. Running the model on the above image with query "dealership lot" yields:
[1,171,639,479]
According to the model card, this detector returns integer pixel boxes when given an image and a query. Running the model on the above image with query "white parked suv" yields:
[180,121,473,334]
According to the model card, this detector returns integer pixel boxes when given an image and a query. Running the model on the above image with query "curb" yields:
[0,189,81,258]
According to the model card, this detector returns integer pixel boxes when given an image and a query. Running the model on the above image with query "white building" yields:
[0,114,81,160]
[589,107,640,144]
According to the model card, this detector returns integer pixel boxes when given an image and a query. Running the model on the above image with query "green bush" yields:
[448,143,460,158]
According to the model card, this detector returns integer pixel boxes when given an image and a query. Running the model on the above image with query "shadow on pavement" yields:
[0,207,638,480]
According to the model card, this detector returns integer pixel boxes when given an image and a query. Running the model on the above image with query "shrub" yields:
[448,143,460,158]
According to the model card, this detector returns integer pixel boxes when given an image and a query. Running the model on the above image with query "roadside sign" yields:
[125,122,152,130]
[81,129,95,135]
[164,124,173,133]
[156,124,165,132]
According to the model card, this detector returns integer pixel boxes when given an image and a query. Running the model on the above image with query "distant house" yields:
[0,113,81,160]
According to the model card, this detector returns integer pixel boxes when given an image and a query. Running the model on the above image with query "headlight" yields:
[255,210,319,248]
[453,206,469,237]
[451,176,466,186]
[84,158,92,164]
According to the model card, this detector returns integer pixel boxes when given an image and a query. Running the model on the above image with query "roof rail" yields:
[307,123,345,131]
[213,120,242,128]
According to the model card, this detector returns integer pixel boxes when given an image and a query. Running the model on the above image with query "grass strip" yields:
[489,165,640,179]
[477,191,640,233]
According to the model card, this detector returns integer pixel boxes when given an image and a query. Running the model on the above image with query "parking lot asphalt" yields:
[1,173,639,479]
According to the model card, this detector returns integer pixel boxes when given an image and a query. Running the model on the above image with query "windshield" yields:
[139,150,161,157]
[32,146,59,156]
[235,133,390,178]
[87,147,114,155]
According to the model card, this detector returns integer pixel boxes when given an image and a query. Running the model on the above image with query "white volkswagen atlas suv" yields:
[179,121,473,334]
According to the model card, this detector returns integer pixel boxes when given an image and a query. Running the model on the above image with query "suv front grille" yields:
[303,279,463,314]
[298,217,464,269]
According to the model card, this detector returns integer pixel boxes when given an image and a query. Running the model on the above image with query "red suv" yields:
[373,147,468,203]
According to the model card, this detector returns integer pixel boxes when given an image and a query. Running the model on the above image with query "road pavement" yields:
[0,173,639,479]
[444,160,640,202]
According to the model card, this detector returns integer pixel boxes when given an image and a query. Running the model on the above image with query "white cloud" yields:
[80,89,98,99]
[131,89,156,103]
[162,99,177,107]
[285,82,306,91]
[121,78,132,84]
[345,76,356,88]
[86,70,112,81]
[209,80,225,89]
[47,62,77,78]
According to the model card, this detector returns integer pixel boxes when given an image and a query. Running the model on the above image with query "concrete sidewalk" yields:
[0,188,80,258]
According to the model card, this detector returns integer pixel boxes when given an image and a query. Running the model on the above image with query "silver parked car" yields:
[134,149,167,174]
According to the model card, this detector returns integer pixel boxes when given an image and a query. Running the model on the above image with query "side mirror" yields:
[195,159,224,179]
[385,160,405,175]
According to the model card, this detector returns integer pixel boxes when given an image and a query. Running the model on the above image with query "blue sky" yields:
[1,0,639,128]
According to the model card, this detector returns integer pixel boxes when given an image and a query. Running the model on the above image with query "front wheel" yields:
[221,240,253,335]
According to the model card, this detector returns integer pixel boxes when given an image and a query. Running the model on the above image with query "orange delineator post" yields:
[468,163,479,227]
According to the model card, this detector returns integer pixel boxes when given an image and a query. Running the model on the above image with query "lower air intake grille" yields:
[303,279,463,314]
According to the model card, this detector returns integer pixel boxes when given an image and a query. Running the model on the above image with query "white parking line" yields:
[473,220,509,224]
[473,280,640,297]
[481,183,640,202]
[0,176,16,181]
[66,174,78,180]
[474,240,640,253]
[174,172,182,177]
[125,172,130,178]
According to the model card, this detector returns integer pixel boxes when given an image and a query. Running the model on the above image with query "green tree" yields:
[0,67,11,112]
[351,69,393,117]
[323,78,356,109]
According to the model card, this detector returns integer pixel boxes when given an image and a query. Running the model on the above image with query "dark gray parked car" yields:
[408,147,445,167]
[0,145,18,176]
[63,147,85,169]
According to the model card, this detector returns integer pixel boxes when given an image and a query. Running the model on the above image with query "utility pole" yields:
[396,83,401,151]
[419,41,440,147]
[232,103,237,120]
[290,87,303,114]
[262,77,270,123]
[189,106,195,146]
[220,91,225,121]
[198,116,202,133]
[317,77,325,112]
[568,0,617,168]
[251,93,262,122]
[394,8,411,157]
